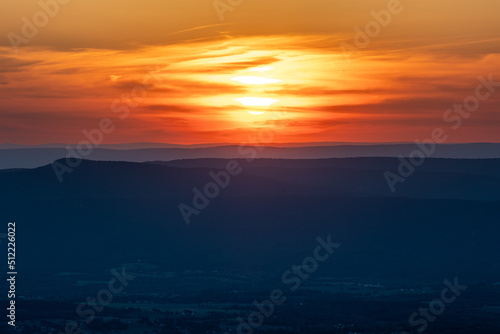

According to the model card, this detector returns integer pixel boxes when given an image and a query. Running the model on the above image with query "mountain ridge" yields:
[2,143,500,169]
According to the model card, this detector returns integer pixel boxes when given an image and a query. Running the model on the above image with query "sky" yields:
[1,0,500,144]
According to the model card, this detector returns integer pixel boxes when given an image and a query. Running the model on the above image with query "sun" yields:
[235,97,278,107]
[231,67,282,115]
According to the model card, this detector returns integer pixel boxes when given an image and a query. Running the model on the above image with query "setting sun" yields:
[235,97,279,107]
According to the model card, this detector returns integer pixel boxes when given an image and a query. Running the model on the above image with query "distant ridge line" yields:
[1,143,500,170]
[1,141,499,150]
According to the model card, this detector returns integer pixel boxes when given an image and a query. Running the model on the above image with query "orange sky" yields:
[1,0,500,144]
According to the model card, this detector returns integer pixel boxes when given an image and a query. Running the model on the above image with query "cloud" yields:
[0,56,41,73]
[1,23,500,144]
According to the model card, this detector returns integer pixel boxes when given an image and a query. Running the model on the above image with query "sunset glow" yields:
[1,0,500,145]
[3,3,500,332]
[232,76,282,85]
[235,97,279,107]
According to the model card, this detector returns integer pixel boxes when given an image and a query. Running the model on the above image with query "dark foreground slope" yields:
[0,158,499,298]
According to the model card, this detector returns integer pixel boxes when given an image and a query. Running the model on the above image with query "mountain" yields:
[2,143,500,169]
[0,141,415,150]
[0,142,230,150]
[1,158,499,296]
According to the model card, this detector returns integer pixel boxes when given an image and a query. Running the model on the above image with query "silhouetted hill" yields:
[0,141,424,150]
[1,158,499,296]
[2,143,500,169]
